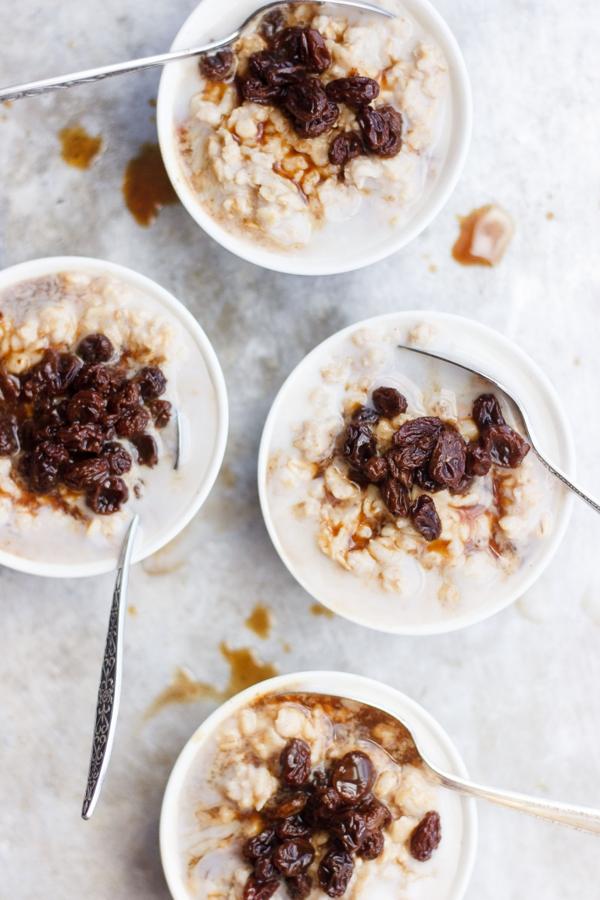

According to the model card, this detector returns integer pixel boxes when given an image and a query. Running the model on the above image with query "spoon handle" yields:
[435,770,600,835]
[81,515,139,821]
[530,448,600,515]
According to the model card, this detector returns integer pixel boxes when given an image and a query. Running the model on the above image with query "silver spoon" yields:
[398,343,600,515]
[0,0,394,103]
[299,693,600,834]
[81,409,182,820]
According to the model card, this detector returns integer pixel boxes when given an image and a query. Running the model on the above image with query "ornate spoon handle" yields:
[81,515,139,820]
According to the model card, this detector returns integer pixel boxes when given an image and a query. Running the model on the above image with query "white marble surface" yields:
[1,0,600,897]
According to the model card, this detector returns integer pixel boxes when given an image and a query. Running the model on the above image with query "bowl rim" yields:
[257,310,576,635]
[156,0,473,276]
[0,255,229,579]
[159,669,478,900]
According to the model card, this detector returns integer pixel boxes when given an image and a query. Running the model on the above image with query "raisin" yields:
[273,839,314,877]
[449,474,474,496]
[86,477,129,515]
[242,875,279,900]
[77,333,114,364]
[21,350,64,399]
[286,873,312,899]
[102,441,133,476]
[429,426,467,489]
[328,132,363,167]
[318,846,354,897]
[385,451,413,489]
[272,27,331,72]
[0,415,18,456]
[372,386,407,418]
[292,100,339,138]
[363,456,388,483]
[275,815,310,841]
[64,457,110,490]
[410,495,442,541]
[108,381,142,413]
[260,8,286,42]
[331,752,375,805]
[465,441,492,477]
[380,478,409,517]
[58,352,84,392]
[244,829,277,862]
[265,791,309,820]
[409,810,441,861]
[325,76,380,108]
[359,829,384,860]
[131,433,158,467]
[116,406,150,439]
[358,795,392,831]
[149,399,172,429]
[75,363,125,395]
[241,77,283,105]
[59,423,105,455]
[357,104,403,157]
[67,389,106,425]
[0,368,21,404]
[343,423,375,469]
[284,78,328,122]
[199,48,235,82]
[392,416,443,469]
[249,51,305,86]
[472,393,505,430]
[29,441,69,493]
[331,809,368,852]
[254,856,278,884]
[136,366,167,401]
[483,424,530,468]
[280,739,311,787]
[351,405,379,425]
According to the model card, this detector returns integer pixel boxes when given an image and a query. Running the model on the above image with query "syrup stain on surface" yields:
[144,667,221,719]
[59,125,102,169]
[310,603,334,618]
[128,604,138,617]
[546,211,555,220]
[220,643,278,697]
[122,142,178,226]
[452,204,514,267]
[245,604,273,639]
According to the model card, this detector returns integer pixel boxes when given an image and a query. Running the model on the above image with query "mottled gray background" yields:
[1,0,600,897]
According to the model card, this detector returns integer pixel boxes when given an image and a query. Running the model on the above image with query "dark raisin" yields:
[392,416,443,469]
[292,100,339,138]
[412,464,443,492]
[242,875,279,900]
[483,424,530,468]
[28,441,70,493]
[280,739,311,787]
[116,406,151,439]
[102,441,133,476]
[385,451,414,488]
[409,810,441,861]
[86,477,129,515]
[249,51,306,86]
[199,48,235,82]
[343,423,375,469]
[21,350,64,399]
[254,856,278,884]
[359,829,385,860]
[244,829,277,863]
[241,77,283,105]
[77,333,114,364]
[0,415,18,456]
[284,77,328,122]
[275,815,310,841]
[372,386,407,418]
[108,381,142,413]
[466,441,492,477]
[67,389,106,425]
[59,423,105,455]
[429,426,467,489]
[272,27,331,73]
[357,104,403,157]
[149,399,172,429]
[260,8,287,42]
[318,846,354,897]
[351,405,379,425]
[0,368,21,404]
[380,478,409,517]
[328,132,364,167]
[273,839,314,877]
[472,393,505,431]
[325,76,380,108]
[75,363,126,395]
[449,474,474,496]
[331,751,375,805]
[286,873,312,899]
[363,456,388,483]
[64,457,110,490]
[358,795,392,831]
[131,433,158,467]
[411,495,442,541]
[304,785,341,828]
[265,791,309,820]
[331,809,368,852]
[136,366,167,401]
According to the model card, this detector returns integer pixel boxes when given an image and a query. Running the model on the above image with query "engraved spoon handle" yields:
[81,515,139,821]
[530,449,600,514]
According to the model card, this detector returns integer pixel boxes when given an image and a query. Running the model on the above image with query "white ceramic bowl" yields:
[0,256,228,579]
[157,0,472,276]
[160,670,477,899]
[258,311,575,634]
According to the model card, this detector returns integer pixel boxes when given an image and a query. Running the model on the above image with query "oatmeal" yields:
[178,1,449,249]
[177,692,461,898]
[265,323,558,626]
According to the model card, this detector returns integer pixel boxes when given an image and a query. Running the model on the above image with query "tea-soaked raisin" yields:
[280,738,311,787]
[409,810,441,861]
[116,406,150,439]
[392,416,443,469]
[351,405,379,425]
[108,381,142,414]
[331,752,375,805]
[466,441,492,477]
[287,873,312,899]
[243,829,277,862]
[449,474,474,496]
[385,450,413,489]
[293,101,339,138]
[472,393,505,431]
[380,478,409,517]
[29,441,70,493]
[284,78,328,122]
[306,784,342,827]
[131,433,158,467]
[272,27,331,72]
[358,795,392,831]
[328,131,363,167]
[241,77,283,105]
[273,839,314,877]
[64,457,110,490]
[199,48,235,82]
[265,790,309,820]
[254,856,278,884]
[59,423,105,455]
[357,104,403,157]
[483,424,530,468]
[242,874,279,900]
[249,51,305,86]
[410,495,442,542]
[359,828,385,860]
[260,8,286,42]
[318,846,354,897]
[331,809,368,852]
[77,333,114,364]
[343,423,375,469]
[136,366,167,401]
[75,363,125,395]
[102,441,133,476]
[275,815,310,841]
[372,386,407,418]
[0,415,18,456]
[325,76,380,108]
[21,350,64,399]
[0,368,21,404]
[412,465,443,493]
[363,455,388,483]
[149,399,172,429]
[429,426,467,489]
[86,476,129,515]
[67,389,106,425]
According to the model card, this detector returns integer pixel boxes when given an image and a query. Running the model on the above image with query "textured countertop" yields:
[1,0,599,897]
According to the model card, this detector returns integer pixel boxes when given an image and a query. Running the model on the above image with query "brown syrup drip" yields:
[58,126,102,169]
[122,143,178,226]
[245,604,273,639]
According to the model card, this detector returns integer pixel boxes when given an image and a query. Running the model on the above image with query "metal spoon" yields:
[0,0,394,103]
[299,693,600,834]
[81,410,182,820]
[398,343,600,515]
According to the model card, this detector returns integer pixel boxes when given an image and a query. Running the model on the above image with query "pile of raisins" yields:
[340,387,530,542]
[199,12,403,165]
[242,738,440,899]
[0,333,172,515]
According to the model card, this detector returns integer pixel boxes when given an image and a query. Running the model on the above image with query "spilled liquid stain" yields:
[220,643,278,696]
[122,142,178,226]
[128,604,138,617]
[144,667,221,719]
[59,125,102,169]
[452,204,514,267]
[245,603,273,639]
[310,603,334,618]
[546,211,555,220]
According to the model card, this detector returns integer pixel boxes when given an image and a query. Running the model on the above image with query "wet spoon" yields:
[0,0,394,103]
[299,693,600,834]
